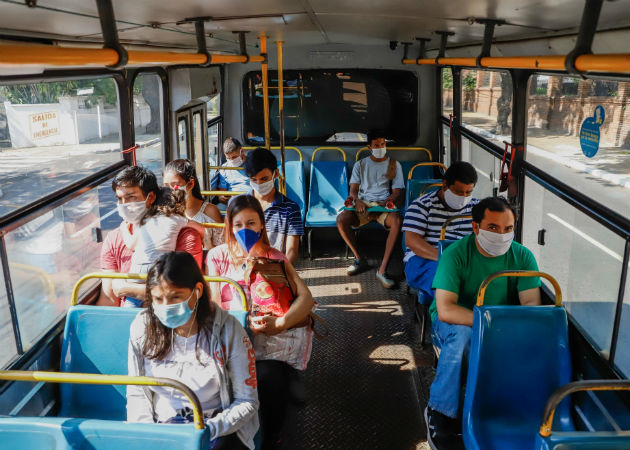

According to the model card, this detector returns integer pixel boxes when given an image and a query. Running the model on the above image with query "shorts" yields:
[356,201,389,228]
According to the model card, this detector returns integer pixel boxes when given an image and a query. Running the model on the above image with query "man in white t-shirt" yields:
[336,130,404,288]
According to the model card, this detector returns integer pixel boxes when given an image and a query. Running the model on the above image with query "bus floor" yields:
[282,229,436,450]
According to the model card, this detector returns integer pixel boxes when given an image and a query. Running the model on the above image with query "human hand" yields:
[249,315,285,336]
[355,199,367,214]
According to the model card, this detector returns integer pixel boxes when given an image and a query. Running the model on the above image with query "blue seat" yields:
[536,429,630,450]
[0,417,209,450]
[278,160,306,222]
[404,178,442,210]
[437,239,455,256]
[463,305,573,450]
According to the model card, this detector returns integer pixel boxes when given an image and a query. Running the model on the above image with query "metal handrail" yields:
[539,380,630,437]
[420,183,443,196]
[12,262,56,303]
[71,273,248,311]
[476,270,562,307]
[439,215,473,241]
[200,222,225,228]
[208,165,244,171]
[0,370,205,430]
[312,147,347,162]
[242,146,304,162]
[356,146,432,162]
[200,190,246,197]
[408,162,448,180]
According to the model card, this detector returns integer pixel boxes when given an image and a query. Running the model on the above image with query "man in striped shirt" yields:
[402,161,479,300]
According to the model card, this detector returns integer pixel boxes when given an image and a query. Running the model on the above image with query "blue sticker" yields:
[580,105,605,158]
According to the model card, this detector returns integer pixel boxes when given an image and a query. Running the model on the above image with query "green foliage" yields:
[536,86,547,95]
[463,73,476,92]
[0,78,117,107]
[442,69,453,89]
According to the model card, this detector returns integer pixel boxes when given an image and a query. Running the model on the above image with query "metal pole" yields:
[277,40,286,195]
[259,34,271,150]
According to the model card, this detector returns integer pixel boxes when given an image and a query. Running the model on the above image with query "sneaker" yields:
[347,258,369,275]
[424,406,465,450]
[376,271,395,289]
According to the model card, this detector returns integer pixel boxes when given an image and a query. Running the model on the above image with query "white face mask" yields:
[116,201,147,225]
[476,229,514,257]
[227,152,244,167]
[444,188,472,210]
[251,176,275,196]
[371,147,387,159]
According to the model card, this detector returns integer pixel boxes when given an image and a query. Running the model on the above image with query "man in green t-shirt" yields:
[425,196,541,450]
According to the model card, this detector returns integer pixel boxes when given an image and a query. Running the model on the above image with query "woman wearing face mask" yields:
[127,251,259,450]
[164,159,224,250]
[206,195,314,450]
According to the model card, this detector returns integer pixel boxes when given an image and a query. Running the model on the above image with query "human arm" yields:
[203,203,224,224]
[205,254,223,307]
[126,316,155,422]
[96,232,123,306]
[349,183,366,213]
[519,287,541,305]
[435,289,474,327]
[206,318,259,439]
[112,279,146,301]
[382,188,402,206]
[284,205,303,264]
[252,260,315,335]
[285,235,300,264]
[97,270,120,306]
[405,231,439,261]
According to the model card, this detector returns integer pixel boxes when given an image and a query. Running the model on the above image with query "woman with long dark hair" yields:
[206,195,315,450]
[127,251,258,450]
[164,159,223,249]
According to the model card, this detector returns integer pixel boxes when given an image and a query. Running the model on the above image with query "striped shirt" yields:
[402,190,478,262]
[259,191,304,254]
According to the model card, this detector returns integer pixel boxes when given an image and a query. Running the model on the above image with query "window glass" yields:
[192,111,203,157]
[0,267,17,368]
[208,122,220,168]
[0,77,121,219]
[461,138,500,198]
[177,117,188,159]
[526,75,630,219]
[2,179,120,353]
[522,176,624,360]
[442,68,453,115]
[243,69,418,145]
[614,262,629,377]
[207,94,220,122]
[461,69,513,147]
[442,123,451,167]
[133,73,163,182]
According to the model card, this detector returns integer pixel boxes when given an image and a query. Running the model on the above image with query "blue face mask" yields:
[235,228,261,253]
[153,289,198,329]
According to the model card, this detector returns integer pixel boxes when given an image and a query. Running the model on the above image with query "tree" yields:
[495,73,512,135]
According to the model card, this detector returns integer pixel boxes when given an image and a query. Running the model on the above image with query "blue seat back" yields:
[463,306,573,450]
[59,306,141,420]
[535,431,630,450]
[278,161,306,222]
[0,417,209,450]
[438,239,456,256]
[405,178,441,210]
[305,161,348,227]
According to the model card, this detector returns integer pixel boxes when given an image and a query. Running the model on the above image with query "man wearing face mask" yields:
[403,161,479,302]
[211,137,251,203]
[336,130,404,289]
[97,166,203,306]
[424,196,541,450]
[242,148,303,264]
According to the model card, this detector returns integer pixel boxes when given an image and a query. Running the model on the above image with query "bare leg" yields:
[378,213,402,274]
[336,210,361,259]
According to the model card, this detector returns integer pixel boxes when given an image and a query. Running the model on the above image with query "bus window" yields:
[522,177,625,365]
[460,69,513,148]
[526,75,630,219]
[0,268,17,367]
[615,265,629,377]
[207,94,220,122]
[442,68,453,116]
[0,77,121,219]
[461,138,500,198]
[177,116,188,159]
[242,69,418,145]
[1,178,119,358]
[133,73,164,182]
[208,122,220,167]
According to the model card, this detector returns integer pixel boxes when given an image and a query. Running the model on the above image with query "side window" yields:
[133,73,164,182]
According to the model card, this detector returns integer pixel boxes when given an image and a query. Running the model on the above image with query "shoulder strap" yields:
[386,157,397,180]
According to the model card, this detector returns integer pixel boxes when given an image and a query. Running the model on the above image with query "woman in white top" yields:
[127,251,259,450]
[164,159,224,250]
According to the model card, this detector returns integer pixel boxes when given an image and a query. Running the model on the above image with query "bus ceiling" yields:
[0,0,627,74]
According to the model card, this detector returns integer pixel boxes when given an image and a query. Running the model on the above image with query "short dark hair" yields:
[472,196,518,224]
[244,147,277,177]
[112,165,159,199]
[444,161,478,186]
[367,129,386,146]
[223,137,242,155]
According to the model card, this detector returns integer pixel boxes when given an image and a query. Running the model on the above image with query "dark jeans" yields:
[256,360,299,449]
[211,433,248,450]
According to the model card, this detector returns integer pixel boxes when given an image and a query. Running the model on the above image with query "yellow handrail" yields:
[200,222,225,228]
[408,162,448,180]
[243,146,304,162]
[312,147,347,162]
[71,273,248,311]
[0,370,205,430]
[439,215,473,241]
[356,146,432,162]
[12,262,55,303]
[539,380,630,437]
[476,270,562,307]
[420,183,443,196]
[200,190,246,197]
[208,165,244,171]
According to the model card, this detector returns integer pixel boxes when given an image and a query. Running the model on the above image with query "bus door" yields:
[175,103,208,188]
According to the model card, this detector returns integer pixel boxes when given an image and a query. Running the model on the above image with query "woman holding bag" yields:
[206,195,315,450]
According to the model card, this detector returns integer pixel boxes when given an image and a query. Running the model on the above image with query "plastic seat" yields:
[463,305,573,450]
[278,160,306,222]
[437,239,455,256]
[404,178,442,210]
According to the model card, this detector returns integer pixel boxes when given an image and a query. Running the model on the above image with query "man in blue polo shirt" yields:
[244,147,303,263]
[211,137,251,203]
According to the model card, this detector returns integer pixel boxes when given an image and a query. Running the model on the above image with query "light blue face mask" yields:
[153,289,198,329]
